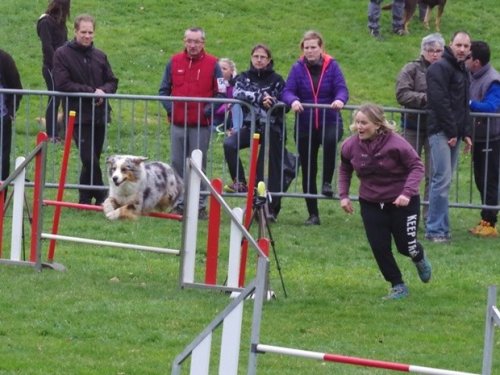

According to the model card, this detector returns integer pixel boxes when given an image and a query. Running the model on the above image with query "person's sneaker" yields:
[321,182,333,197]
[198,208,208,220]
[475,221,498,237]
[370,29,382,40]
[383,283,409,300]
[414,255,432,283]
[304,214,320,225]
[425,234,450,243]
[469,220,487,234]
[223,181,248,193]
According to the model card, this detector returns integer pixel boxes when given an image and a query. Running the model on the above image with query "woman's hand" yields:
[331,100,344,110]
[291,100,303,113]
[94,88,105,106]
[393,194,410,207]
[262,92,275,109]
[340,198,353,214]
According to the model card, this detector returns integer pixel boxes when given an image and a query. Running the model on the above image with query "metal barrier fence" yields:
[1,88,499,211]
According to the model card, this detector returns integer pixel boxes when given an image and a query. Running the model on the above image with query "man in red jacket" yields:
[159,27,224,219]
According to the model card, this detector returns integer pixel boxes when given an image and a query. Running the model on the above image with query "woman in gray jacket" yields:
[395,33,445,221]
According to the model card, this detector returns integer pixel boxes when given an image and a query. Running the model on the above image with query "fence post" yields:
[482,285,498,375]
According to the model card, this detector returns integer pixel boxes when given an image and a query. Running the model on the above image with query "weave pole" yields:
[256,344,479,375]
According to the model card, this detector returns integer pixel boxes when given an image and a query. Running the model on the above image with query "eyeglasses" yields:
[251,55,269,60]
[426,49,443,55]
[185,39,204,45]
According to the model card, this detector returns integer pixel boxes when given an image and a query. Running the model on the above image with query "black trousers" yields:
[359,196,424,287]
[1,114,12,181]
[42,66,63,138]
[296,125,341,216]
[223,125,283,214]
[473,139,500,225]
[73,123,107,204]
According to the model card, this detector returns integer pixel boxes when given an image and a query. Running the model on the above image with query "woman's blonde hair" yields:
[349,103,396,133]
[218,58,237,77]
[300,30,324,50]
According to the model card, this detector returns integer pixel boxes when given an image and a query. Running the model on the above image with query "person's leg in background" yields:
[223,126,251,188]
[321,123,342,197]
[392,0,406,35]
[91,124,107,204]
[297,131,320,224]
[0,115,12,181]
[368,0,383,38]
[42,67,62,141]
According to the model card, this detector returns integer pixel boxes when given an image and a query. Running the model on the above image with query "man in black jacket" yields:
[0,49,23,182]
[53,14,118,205]
[425,31,472,243]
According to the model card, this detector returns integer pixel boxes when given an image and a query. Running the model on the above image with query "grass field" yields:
[1,1,499,374]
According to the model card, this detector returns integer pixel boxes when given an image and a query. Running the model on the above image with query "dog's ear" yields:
[106,156,115,165]
[132,156,148,165]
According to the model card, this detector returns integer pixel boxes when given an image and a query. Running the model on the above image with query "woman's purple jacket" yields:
[282,54,349,134]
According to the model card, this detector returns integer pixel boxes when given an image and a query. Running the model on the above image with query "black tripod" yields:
[247,182,287,298]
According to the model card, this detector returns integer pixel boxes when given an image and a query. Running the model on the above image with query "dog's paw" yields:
[102,198,115,215]
[105,210,121,221]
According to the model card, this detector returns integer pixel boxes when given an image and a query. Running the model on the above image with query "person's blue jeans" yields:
[230,103,243,132]
[426,132,461,238]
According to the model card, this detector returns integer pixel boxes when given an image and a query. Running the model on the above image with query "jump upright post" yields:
[47,110,76,262]
[0,132,48,271]
[179,148,264,293]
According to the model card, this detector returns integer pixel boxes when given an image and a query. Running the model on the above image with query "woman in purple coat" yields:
[282,30,349,225]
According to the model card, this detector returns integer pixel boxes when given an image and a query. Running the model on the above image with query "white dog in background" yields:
[102,155,183,220]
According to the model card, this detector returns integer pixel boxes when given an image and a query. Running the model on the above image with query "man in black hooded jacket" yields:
[53,14,118,205]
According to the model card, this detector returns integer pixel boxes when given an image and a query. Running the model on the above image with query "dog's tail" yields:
[382,3,393,10]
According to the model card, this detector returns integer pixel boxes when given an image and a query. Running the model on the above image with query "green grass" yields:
[1,1,500,374]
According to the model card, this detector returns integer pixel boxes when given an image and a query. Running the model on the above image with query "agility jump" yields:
[25,111,266,294]
[28,111,184,271]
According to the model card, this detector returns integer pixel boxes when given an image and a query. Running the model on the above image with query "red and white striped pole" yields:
[256,344,479,375]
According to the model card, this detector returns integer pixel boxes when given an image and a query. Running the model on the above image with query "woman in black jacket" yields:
[223,44,286,220]
[37,0,71,142]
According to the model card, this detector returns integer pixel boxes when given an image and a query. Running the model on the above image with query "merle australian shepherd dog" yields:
[102,155,183,220]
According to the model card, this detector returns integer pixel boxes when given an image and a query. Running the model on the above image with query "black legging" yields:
[42,66,62,138]
[296,124,341,216]
[223,125,284,214]
[473,139,500,225]
[73,123,106,203]
[359,196,424,287]
[1,114,12,181]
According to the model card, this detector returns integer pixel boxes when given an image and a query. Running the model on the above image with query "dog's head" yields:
[106,155,148,187]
